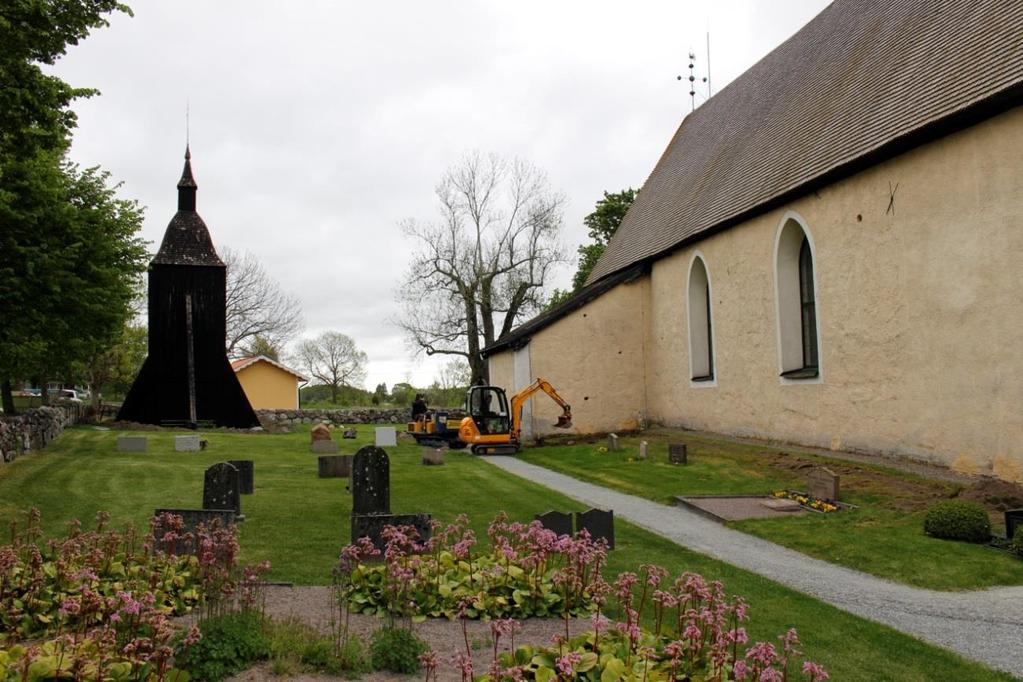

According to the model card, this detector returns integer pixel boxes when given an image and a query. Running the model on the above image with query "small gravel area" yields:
[486,457,1023,678]
[222,586,590,682]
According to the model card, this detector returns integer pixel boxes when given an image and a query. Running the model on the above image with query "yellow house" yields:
[231,356,308,410]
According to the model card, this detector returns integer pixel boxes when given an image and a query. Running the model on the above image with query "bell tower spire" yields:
[177,145,197,211]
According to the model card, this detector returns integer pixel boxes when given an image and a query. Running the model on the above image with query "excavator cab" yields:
[467,385,510,435]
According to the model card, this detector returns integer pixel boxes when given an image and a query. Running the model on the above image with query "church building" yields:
[483,0,1023,481]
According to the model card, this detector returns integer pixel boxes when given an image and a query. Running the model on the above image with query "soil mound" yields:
[958,478,1023,511]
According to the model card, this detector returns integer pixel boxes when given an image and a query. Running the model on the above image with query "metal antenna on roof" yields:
[677,47,708,113]
[186,99,190,146]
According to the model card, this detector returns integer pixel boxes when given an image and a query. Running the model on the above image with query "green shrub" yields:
[923,500,991,543]
[264,617,370,676]
[370,627,429,674]
[1011,531,1023,557]
[175,612,270,682]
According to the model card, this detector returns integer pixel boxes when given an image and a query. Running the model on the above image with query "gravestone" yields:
[228,460,254,494]
[175,435,201,452]
[607,433,620,452]
[318,454,353,478]
[351,512,433,550]
[638,441,648,460]
[422,448,445,466]
[807,467,839,501]
[668,443,688,465]
[576,508,615,549]
[342,428,358,439]
[117,436,147,453]
[202,462,242,518]
[536,510,574,537]
[1005,509,1023,540]
[375,426,397,447]
[352,446,390,514]
[153,508,236,554]
[311,423,332,442]
[311,439,339,454]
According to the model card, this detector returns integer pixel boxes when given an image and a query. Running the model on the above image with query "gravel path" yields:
[486,456,1023,678]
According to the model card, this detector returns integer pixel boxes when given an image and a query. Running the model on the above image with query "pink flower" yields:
[802,661,830,681]
[555,651,582,676]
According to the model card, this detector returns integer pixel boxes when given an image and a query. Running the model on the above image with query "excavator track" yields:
[471,444,519,456]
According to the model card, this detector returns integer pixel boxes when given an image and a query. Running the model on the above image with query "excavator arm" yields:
[509,378,572,441]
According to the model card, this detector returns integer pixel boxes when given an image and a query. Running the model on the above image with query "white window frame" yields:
[686,251,717,388]
[773,211,823,385]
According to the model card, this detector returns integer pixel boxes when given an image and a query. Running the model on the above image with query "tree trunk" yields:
[1,379,15,415]
[330,384,338,404]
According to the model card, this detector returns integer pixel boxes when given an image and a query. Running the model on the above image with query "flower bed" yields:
[0,509,269,680]
[339,513,607,622]
[772,491,841,513]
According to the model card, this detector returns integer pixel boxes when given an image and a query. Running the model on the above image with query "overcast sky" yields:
[51,0,830,390]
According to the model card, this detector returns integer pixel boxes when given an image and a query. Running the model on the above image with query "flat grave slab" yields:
[117,436,147,453]
[311,440,339,454]
[375,427,397,447]
[674,495,808,522]
[318,454,353,478]
[175,435,201,452]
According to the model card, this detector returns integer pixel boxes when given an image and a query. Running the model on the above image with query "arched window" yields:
[687,255,715,383]
[775,215,821,380]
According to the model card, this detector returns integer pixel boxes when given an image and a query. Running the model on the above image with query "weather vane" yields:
[677,33,712,113]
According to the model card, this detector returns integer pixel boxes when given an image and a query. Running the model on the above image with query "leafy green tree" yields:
[390,382,415,407]
[0,1,137,413]
[80,323,147,409]
[372,382,388,405]
[1,159,147,412]
[545,188,637,310]
[242,335,282,362]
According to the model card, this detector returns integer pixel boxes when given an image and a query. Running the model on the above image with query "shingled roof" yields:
[587,0,1023,284]
[152,147,225,267]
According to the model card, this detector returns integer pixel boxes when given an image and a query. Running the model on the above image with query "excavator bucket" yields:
[554,412,572,429]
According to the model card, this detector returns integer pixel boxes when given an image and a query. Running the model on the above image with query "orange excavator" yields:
[407,378,572,455]
[458,378,572,455]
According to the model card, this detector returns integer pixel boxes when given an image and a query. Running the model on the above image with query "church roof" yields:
[152,147,225,267]
[586,0,1023,284]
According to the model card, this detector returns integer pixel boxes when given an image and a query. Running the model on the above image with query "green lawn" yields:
[0,425,1015,681]
[520,431,1023,591]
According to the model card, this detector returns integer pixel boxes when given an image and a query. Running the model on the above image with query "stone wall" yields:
[257,408,413,428]
[0,404,84,463]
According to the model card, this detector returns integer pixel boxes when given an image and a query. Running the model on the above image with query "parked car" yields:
[19,388,41,398]
[50,389,83,403]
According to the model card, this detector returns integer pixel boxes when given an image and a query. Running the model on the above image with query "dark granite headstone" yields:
[1006,509,1023,540]
[576,508,615,549]
[668,443,688,465]
[536,510,574,537]
[352,446,390,514]
[350,512,433,551]
[318,454,353,478]
[228,460,254,494]
[153,508,236,554]
[203,462,242,517]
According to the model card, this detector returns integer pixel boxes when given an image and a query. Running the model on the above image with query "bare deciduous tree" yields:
[294,331,367,404]
[395,152,565,384]
[222,246,304,358]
